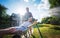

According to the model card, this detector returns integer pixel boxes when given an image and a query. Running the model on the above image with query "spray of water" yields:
[49,7,60,17]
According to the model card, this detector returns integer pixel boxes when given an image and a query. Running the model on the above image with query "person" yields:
[0,17,37,36]
[23,7,33,22]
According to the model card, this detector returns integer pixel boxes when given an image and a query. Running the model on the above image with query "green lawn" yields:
[3,24,60,38]
[31,24,60,38]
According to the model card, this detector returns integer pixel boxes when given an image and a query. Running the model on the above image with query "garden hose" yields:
[36,24,43,38]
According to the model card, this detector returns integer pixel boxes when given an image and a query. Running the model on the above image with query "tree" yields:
[41,17,51,24]
[0,4,7,18]
[0,4,11,29]
[49,0,60,8]
[10,13,21,27]
[41,16,60,25]
[48,0,60,25]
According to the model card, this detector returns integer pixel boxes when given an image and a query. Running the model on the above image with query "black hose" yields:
[36,24,43,38]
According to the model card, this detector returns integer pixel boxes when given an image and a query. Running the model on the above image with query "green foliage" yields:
[0,4,7,17]
[41,16,60,25]
[48,0,60,25]
[41,17,51,24]
[49,0,60,8]
[0,4,10,29]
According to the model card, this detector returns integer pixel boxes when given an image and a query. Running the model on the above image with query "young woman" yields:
[0,17,37,38]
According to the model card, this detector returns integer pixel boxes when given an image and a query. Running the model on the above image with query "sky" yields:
[0,0,50,22]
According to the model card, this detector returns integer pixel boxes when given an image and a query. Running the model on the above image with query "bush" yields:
[41,16,60,25]
[50,25,60,30]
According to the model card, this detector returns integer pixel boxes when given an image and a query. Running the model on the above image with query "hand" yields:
[9,28,16,33]
[33,21,37,25]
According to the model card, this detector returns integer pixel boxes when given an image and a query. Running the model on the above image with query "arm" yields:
[28,20,37,28]
[0,27,14,31]
[0,27,16,33]
[28,20,37,34]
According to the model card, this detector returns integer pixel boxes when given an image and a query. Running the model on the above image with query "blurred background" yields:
[0,0,60,38]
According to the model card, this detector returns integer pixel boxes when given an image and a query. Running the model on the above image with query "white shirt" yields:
[15,21,32,31]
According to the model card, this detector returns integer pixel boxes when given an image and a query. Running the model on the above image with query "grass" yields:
[3,24,60,38]
[31,24,60,38]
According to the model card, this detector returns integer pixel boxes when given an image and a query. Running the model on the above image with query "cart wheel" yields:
[12,34,21,38]
[25,31,31,38]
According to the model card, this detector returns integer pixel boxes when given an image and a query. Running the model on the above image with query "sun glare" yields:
[15,8,26,15]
